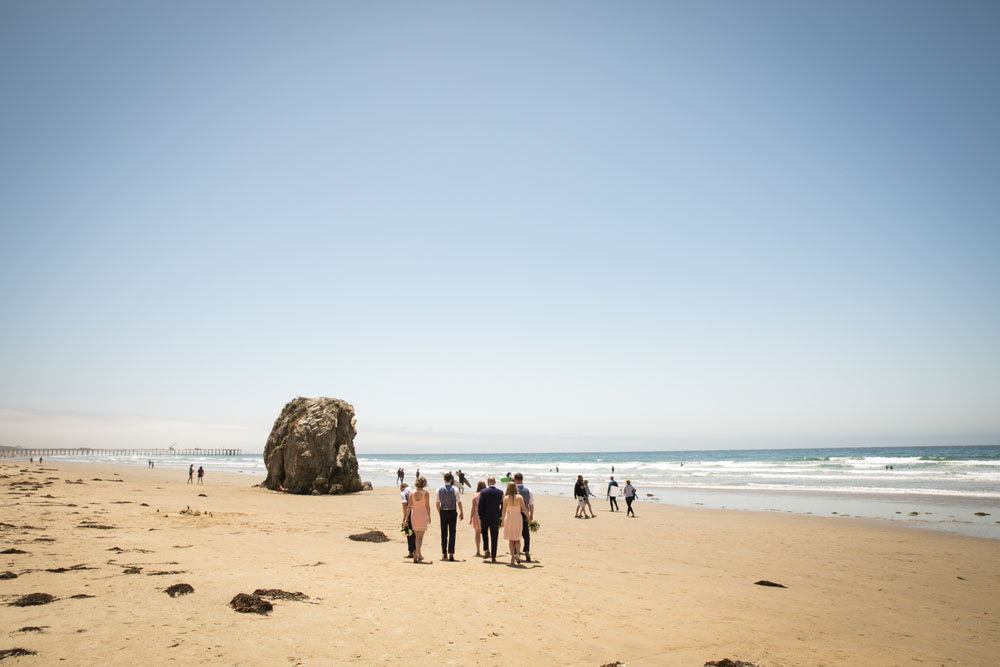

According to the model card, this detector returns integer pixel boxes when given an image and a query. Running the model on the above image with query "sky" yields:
[1,1,998,454]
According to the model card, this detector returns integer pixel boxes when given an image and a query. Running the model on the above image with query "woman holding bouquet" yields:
[502,482,528,565]
[406,476,432,562]
[469,480,486,557]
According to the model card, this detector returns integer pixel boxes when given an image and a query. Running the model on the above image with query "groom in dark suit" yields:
[477,476,504,563]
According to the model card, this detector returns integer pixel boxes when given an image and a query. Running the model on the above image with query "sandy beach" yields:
[2,461,998,666]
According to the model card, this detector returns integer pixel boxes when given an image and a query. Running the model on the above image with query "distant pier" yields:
[1,447,242,458]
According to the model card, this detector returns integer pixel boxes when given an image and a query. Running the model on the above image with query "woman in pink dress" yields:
[502,481,527,565]
[406,476,431,562]
[469,480,486,557]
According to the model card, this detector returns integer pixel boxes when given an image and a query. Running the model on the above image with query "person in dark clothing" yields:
[477,476,504,562]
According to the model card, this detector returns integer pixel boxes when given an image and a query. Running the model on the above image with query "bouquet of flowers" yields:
[400,521,413,537]
[528,520,540,533]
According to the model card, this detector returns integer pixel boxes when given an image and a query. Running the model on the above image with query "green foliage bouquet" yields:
[400,521,413,537]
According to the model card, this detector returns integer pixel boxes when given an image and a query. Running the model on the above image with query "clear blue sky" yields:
[1,1,998,454]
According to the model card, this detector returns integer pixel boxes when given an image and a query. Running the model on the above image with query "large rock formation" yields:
[262,397,362,495]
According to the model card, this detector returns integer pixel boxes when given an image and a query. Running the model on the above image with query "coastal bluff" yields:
[262,397,362,495]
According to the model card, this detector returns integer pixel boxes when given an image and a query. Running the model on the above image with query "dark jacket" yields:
[478,485,504,523]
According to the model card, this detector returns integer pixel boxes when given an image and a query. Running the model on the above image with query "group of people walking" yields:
[401,472,535,566]
[576,475,636,517]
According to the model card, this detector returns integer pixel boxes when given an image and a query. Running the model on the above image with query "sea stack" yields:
[262,397,362,494]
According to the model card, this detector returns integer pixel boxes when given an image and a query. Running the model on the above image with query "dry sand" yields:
[1,461,998,666]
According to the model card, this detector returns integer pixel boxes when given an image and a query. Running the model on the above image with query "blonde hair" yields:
[505,482,518,497]
[415,476,427,490]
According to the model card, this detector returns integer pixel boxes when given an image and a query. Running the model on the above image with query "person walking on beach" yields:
[436,473,463,561]
[574,475,587,518]
[197,466,204,485]
[583,479,597,518]
[405,476,431,562]
[607,476,619,512]
[514,473,534,562]
[503,482,529,565]
[458,469,471,490]
[400,482,416,559]
[187,465,194,484]
[624,479,637,517]
[478,476,503,563]
[469,480,486,557]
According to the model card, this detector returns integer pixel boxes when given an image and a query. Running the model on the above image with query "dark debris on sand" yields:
[0,648,38,660]
[77,524,116,530]
[45,564,93,573]
[69,594,95,599]
[16,627,46,633]
[0,572,17,580]
[165,583,194,597]
[230,593,272,614]
[705,659,760,667]
[10,593,56,607]
[1,548,27,555]
[253,588,309,601]
[348,530,389,543]
[123,567,142,574]
[146,570,186,576]
[600,662,624,667]
[754,580,787,588]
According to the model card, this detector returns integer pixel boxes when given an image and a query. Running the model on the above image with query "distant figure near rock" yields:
[262,397,363,495]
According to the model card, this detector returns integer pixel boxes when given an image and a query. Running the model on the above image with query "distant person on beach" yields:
[514,473,534,562]
[624,479,636,516]
[400,482,416,559]
[197,466,204,485]
[187,465,194,484]
[478,477,503,563]
[405,476,431,562]
[574,475,587,518]
[503,482,529,565]
[436,473,463,561]
[583,479,597,518]
[458,469,471,490]
[469,480,486,557]
[607,476,619,511]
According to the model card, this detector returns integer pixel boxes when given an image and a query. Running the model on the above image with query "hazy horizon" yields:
[2,2,998,455]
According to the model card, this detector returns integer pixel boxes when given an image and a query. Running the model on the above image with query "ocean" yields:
[20,444,1000,539]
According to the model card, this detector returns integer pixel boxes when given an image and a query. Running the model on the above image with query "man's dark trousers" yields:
[440,509,457,555]
[481,519,500,558]
[520,510,531,555]
[406,516,416,553]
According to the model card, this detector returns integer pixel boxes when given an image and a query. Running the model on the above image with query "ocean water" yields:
[21,444,1000,539]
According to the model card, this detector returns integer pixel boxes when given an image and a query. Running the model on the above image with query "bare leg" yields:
[414,531,424,561]
[474,529,482,556]
[509,540,518,564]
